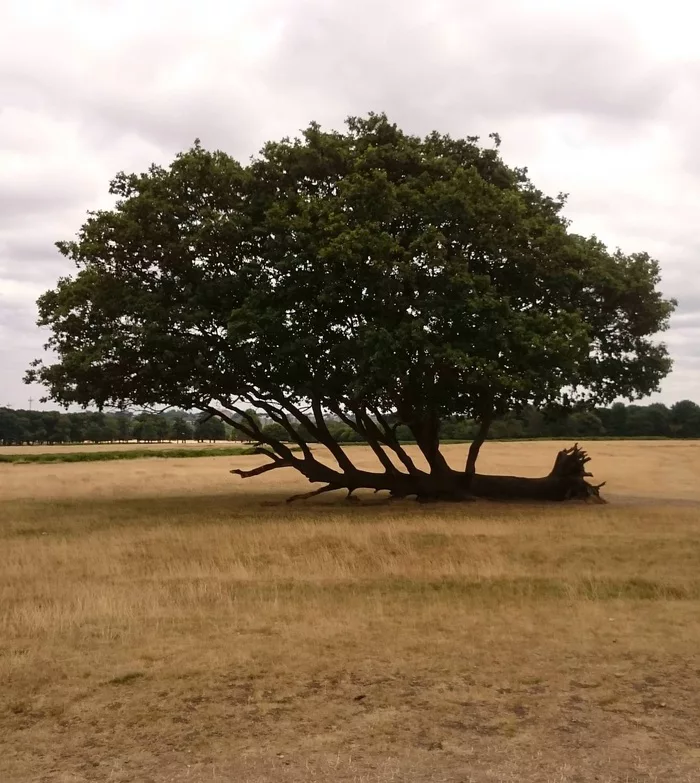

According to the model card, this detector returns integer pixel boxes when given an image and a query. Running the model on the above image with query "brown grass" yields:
[1,441,700,782]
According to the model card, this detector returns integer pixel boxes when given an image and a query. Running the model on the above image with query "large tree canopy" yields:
[27,114,676,501]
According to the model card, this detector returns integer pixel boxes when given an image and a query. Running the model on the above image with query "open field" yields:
[0,440,241,455]
[2,441,700,782]
[0,446,255,465]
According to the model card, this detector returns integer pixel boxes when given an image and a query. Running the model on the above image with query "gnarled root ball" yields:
[469,443,608,503]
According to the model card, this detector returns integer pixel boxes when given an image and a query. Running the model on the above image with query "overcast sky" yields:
[1,0,698,410]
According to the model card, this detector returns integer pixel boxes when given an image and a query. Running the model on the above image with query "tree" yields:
[645,403,671,437]
[133,414,159,442]
[521,407,545,438]
[52,416,73,444]
[195,414,226,442]
[171,414,193,442]
[567,411,605,438]
[601,402,629,437]
[0,408,27,445]
[153,415,172,442]
[261,422,291,442]
[85,421,104,443]
[113,411,133,442]
[67,413,87,443]
[670,400,700,438]
[624,405,656,437]
[27,114,675,502]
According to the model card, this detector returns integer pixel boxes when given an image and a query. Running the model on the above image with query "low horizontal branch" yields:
[286,483,342,503]
[230,461,290,479]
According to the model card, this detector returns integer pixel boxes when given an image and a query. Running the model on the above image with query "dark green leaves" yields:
[29,113,675,425]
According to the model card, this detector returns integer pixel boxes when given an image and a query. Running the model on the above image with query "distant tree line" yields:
[3,401,697,446]
[0,409,233,446]
[260,401,700,444]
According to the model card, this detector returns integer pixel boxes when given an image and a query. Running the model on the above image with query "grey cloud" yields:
[668,65,700,177]
[671,311,700,331]
[680,355,700,370]
[0,254,70,284]
[1,0,682,161]
[0,14,275,157]
[665,327,700,349]
[4,78,264,168]
[0,345,48,410]
[1,237,57,262]
[660,265,700,315]
[0,174,97,225]
[0,223,78,286]
[673,295,700,319]
[0,297,40,346]
[260,0,681,134]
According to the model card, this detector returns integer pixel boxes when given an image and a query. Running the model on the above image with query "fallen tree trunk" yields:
[469,444,607,503]
[381,444,606,503]
[234,442,606,504]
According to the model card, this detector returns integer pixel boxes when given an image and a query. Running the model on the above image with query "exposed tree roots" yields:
[469,444,607,503]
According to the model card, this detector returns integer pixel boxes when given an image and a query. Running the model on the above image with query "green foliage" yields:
[0,407,198,445]
[132,413,171,442]
[0,446,260,464]
[261,422,290,442]
[195,414,227,442]
[170,414,194,442]
[670,400,700,438]
[25,113,676,478]
[2,401,698,451]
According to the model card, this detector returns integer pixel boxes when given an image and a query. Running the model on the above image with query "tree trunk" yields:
[465,414,492,474]
[403,444,605,504]
[214,404,606,504]
[233,443,606,504]
[470,446,607,502]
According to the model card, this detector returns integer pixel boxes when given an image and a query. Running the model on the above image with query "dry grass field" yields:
[1,440,700,782]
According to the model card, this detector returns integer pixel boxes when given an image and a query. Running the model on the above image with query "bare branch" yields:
[350,407,400,475]
[362,405,421,476]
[248,389,357,475]
[465,413,493,475]
[310,395,358,473]
[363,406,419,471]
[205,403,297,463]
[248,397,316,461]
[230,461,290,479]
[251,447,282,462]
[203,405,256,439]
[286,483,342,503]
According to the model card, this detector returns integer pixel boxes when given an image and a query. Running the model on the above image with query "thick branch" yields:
[230,461,290,479]
[410,414,451,475]
[251,446,282,462]
[204,405,257,440]
[248,397,315,461]
[251,392,359,475]
[273,395,359,475]
[218,395,360,493]
[352,407,400,475]
[368,406,421,476]
[465,414,493,475]
[330,404,363,434]
[310,396,358,474]
[469,443,607,503]
[328,403,403,475]
[207,403,297,464]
